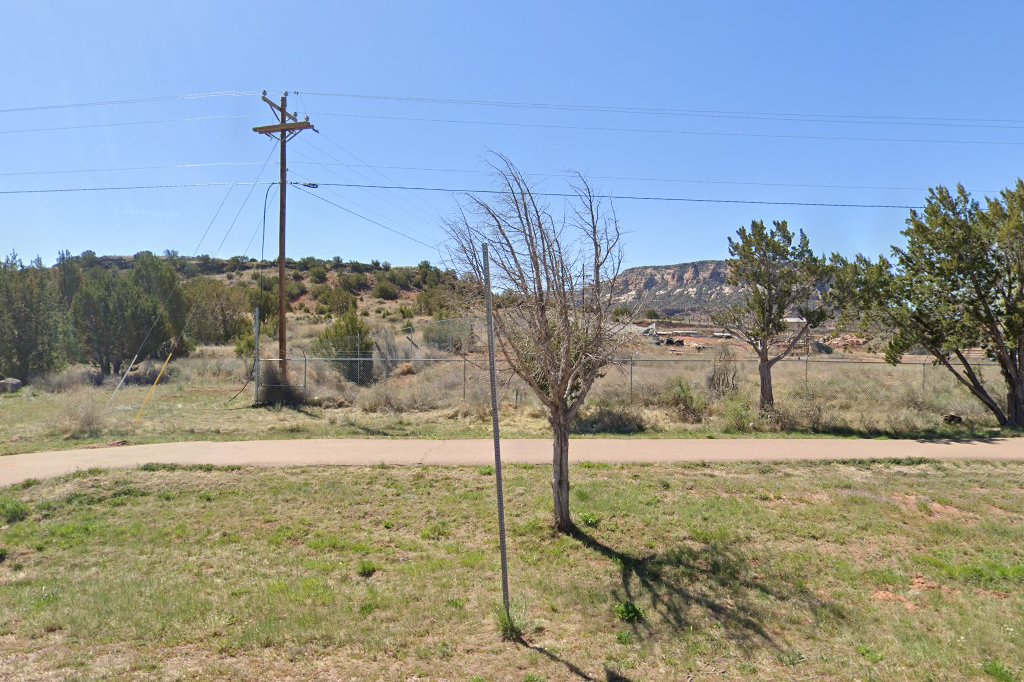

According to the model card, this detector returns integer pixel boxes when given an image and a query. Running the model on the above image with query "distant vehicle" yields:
[712,332,733,339]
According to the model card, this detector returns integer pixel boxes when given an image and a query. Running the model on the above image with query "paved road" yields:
[1,437,1022,486]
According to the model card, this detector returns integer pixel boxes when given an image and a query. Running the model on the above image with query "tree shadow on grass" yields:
[569,527,843,653]
[515,637,634,681]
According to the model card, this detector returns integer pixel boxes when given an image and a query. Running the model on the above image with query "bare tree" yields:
[445,154,631,532]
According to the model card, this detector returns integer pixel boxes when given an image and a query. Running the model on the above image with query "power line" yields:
[288,161,990,194]
[0,161,262,177]
[293,184,440,249]
[302,91,1024,130]
[312,111,1024,147]
[0,114,253,135]
[0,90,260,114]
[303,181,923,209]
[0,182,273,195]
[0,178,925,208]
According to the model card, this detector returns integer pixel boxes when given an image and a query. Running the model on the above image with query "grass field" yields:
[1,460,1021,680]
[0,347,1008,457]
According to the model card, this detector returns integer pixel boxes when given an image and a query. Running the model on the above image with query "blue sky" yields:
[3,1,1024,269]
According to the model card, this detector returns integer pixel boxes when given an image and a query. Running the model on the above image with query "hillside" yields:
[615,259,741,317]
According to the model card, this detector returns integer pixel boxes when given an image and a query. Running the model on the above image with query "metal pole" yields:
[253,307,261,405]
[483,243,511,619]
[922,360,926,396]
[303,351,308,394]
[463,356,468,401]
[356,333,361,385]
[629,356,634,403]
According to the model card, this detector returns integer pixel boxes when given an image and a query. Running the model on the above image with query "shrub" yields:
[310,266,328,284]
[311,312,375,386]
[720,393,754,432]
[573,402,647,434]
[356,559,378,578]
[36,364,103,392]
[661,378,707,423]
[258,361,307,406]
[706,346,740,397]
[422,319,474,353]
[56,390,108,438]
[372,279,398,300]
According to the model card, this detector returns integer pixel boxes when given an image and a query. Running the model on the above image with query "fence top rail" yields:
[623,356,999,367]
[257,354,999,367]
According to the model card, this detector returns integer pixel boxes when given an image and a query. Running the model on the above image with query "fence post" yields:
[804,353,809,396]
[922,360,926,397]
[356,333,361,386]
[303,351,308,394]
[629,356,634,403]
[253,307,261,405]
[463,356,468,401]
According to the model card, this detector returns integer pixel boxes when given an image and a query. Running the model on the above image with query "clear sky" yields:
[3,1,1024,269]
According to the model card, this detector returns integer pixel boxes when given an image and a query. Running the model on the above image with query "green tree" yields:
[73,268,166,376]
[182,278,249,345]
[132,252,188,352]
[844,183,1024,428]
[0,253,64,380]
[711,220,831,412]
[311,311,375,385]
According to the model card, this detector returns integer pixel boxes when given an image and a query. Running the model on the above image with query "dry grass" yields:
[0,460,1021,680]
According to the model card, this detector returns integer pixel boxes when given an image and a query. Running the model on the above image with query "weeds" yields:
[614,601,644,623]
[55,389,108,438]
[572,402,647,434]
[494,601,527,640]
[0,497,29,524]
[356,559,378,578]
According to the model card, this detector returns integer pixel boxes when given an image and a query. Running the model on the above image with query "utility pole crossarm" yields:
[252,121,315,135]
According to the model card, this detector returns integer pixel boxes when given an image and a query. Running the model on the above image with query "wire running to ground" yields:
[293,184,441,250]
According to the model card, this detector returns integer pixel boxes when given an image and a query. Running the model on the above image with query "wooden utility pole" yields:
[253,90,315,381]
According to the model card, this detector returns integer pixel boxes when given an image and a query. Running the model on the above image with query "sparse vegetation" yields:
[0,460,1018,679]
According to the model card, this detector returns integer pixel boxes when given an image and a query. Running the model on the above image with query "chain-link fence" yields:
[252,319,1004,431]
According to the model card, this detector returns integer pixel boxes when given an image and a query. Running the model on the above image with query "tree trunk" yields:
[551,413,573,533]
[758,355,775,412]
[1008,375,1024,429]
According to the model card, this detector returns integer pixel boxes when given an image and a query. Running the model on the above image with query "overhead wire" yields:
[0,114,253,135]
[0,90,260,114]
[311,111,1024,147]
[0,177,925,208]
[301,91,1024,130]
[303,181,923,209]
[0,161,262,177]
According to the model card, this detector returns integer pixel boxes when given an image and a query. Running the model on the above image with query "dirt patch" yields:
[872,589,919,612]
[892,494,972,521]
